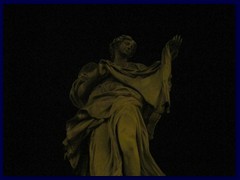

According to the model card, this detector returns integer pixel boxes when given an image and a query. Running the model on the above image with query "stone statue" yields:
[63,35,182,176]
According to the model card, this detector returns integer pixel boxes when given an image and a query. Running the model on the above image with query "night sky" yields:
[4,4,235,176]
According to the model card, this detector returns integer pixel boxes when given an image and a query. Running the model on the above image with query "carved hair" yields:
[109,35,137,60]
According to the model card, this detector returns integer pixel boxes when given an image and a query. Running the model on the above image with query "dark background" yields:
[4,5,235,176]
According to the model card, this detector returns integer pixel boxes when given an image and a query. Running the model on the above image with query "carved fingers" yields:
[171,35,183,49]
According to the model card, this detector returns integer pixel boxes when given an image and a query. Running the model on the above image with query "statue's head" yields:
[109,35,137,60]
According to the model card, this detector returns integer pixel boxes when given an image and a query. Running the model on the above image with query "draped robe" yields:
[63,45,172,176]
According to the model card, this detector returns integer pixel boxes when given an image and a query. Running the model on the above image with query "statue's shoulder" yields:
[80,62,98,73]
[78,62,98,77]
[98,59,111,64]
[128,62,147,70]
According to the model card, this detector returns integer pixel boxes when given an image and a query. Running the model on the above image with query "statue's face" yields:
[117,39,135,58]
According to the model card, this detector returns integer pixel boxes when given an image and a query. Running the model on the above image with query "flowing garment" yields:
[63,45,172,176]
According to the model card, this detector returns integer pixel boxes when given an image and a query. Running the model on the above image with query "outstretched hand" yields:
[166,35,183,59]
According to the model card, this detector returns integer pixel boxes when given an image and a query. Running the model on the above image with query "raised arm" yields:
[147,35,182,139]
